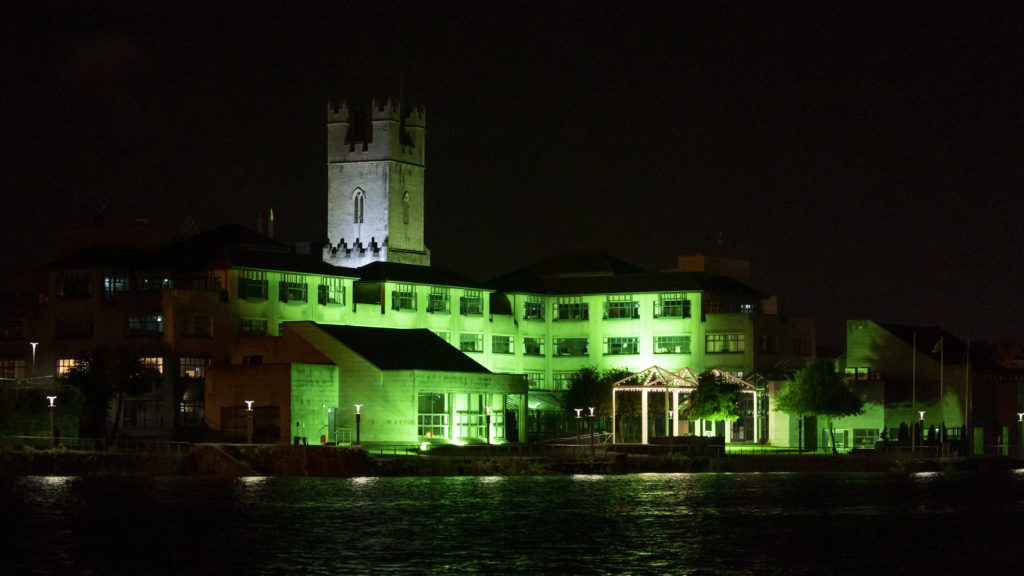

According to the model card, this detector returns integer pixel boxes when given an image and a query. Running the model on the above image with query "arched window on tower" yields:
[353,189,365,224]
[402,191,411,225]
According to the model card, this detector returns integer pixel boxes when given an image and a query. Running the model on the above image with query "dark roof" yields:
[315,324,490,373]
[489,253,766,298]
[878,323,1003,371]
[43,245,148,270]
[354,261,487,289]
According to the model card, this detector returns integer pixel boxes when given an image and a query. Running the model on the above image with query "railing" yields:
[0,436,191,455]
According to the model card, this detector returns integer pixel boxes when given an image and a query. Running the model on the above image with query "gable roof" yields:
[354,261,487,289]
[314,324,491,372]
[877,323,1002,371]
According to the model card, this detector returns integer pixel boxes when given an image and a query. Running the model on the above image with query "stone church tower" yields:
[323,98,430,268]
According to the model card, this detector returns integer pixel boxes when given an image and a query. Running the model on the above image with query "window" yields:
[460,290,483,315]
[56,316,93,339]
[492,335,513,354]
[180,357,209,378]
[551,372,573,391]
[103,272,130,300]
[603,337,639,355]
[706,333,745,354]
[353,189,365,224]
[127,314,164,337]
[318,277,345,305]
[418,392,448,438]
[853,428,879,450]
[524,337,545,356]
[759,335,778,354]
[553,338,588,356]
[459,333,483,353]
[392,283,416,311]
[0,320,22,339]
[402,191,411,225]
[57,358,77,377]
[238,270,268,300]
[654,293,691,318]
[604,295,639,319]
[179,399,205,427]
[57,269,91,298]
[139,357,164,374]
[0,359,25,380]
[523,296,545,320]
[432,331,450,343]
[554,297,589,321]
[654,335,691,354]
[845,367,870,381]
[240,318,267,336]
[139,276,172,291]
[279,274,307,303]
[525,372,546,389]
[427,287,450,313]
[182,315,212,338]
[792,337,811,356]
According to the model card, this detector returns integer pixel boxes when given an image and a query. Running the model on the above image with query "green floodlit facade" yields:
[0,98,817,447]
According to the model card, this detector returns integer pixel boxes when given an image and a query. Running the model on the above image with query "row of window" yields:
[53,356,209,378]
[55,269,221,300]
[437,334,714,356]
[54,315,213,340]
[238,271,347,305]
[523,294,694,321]
[393,285,484,315]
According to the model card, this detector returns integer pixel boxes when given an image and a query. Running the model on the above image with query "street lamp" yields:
[47,395,56,446]
[245,400,254,444]
[354,404,363,446]
[1017,413,1023,458]
[588,406,596,451]
[918,410,926,452]
[574,408,583,445]
[30,342,38,380]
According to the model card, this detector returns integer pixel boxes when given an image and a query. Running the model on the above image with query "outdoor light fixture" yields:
[47,395,57,446]
[244,401,254,444]
[918,410,925,421]
[574,408,583,419]
[30,342,38,379]
[46,395,57,408]
[1018,413,1023,423]
[587,406,596,450]
[245,400,254,411]
[354,404,363,446]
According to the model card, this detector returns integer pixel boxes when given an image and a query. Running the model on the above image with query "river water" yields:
[3,471,1023,575]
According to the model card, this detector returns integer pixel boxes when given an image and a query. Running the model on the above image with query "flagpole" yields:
[912,332,917,454]
[965,339,971,455]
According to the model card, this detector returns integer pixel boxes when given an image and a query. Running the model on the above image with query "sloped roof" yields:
[878,323,1002,371]
[354,261,487,289]
[315,324,490,373]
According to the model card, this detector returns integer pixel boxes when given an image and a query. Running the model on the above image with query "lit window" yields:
[427,287,450,314]
[180,357,209,378]
[604,295,639,319]
[603,337,639,355]
[551,372,573,391]
[0,359,26,379]
[654,335,691,354]
[554,297,589,321]
[392,283,416,311]
[57,358,77,377]
[279,274,308,303]
[418,392,448,438]
[238,270,268,300]
[127,314,164,337]
[139,357,164,374]
[523,296,545,320]
[525,372,546,389]
[459,333,483,353]
[654,293,691,318]
[318,277,345,305]
[553,338,588,356]
[103,272,131,300]
[492,335,513,354]
[706,333,745,354]
[460,290,483,315]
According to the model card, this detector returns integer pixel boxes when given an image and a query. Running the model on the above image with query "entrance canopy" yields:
[610,366,758,445]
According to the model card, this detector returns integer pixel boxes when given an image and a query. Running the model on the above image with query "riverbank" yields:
[2,444,1022,477]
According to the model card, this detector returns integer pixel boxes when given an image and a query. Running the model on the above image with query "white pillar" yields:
[641,389,649,445]
[752,391,760,444]
[611,390,617,445]
[672,390,680,436]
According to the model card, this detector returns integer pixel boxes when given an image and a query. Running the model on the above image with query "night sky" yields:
[4,2,1023,349]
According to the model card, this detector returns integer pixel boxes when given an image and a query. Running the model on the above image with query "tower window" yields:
[353,189,365,224]
[402,191,411,225]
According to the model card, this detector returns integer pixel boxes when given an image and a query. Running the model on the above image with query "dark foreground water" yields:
[3,471,1024,575]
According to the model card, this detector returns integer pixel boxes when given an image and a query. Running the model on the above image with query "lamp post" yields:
[30,342,38,380]
[354,404,363,446]
[574,408,583,445]
[46,395,56,446]
[918,410,926,454]
[1017,413,1023,458]
[245,400,254,444]
[485,407,492,445]
[587,406,596,453]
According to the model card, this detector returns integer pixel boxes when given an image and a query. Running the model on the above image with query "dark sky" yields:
[3,2,1023,349]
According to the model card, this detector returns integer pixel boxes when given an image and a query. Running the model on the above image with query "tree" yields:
[685,370,743,424]
[775,359,864,454]
[563,367,639,439]
[67,345,162,438]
